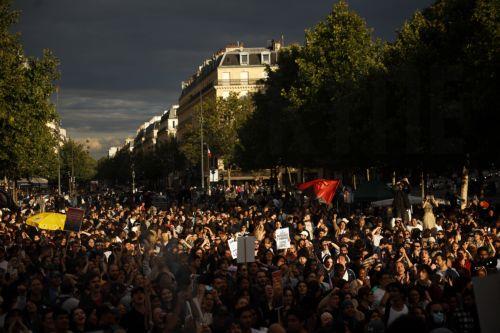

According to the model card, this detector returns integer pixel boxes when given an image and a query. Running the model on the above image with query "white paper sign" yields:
[473,274,500,333]
[104,251,112,261]
[305,222,314,239]
[275,227,291,250]
[237,236,255,263]
[228,238,238,259]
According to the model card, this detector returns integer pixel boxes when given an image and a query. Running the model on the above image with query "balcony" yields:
[214,79,264,86]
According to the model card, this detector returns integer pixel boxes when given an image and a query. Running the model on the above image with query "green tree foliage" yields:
[97,137,184,188]
[237,0,499,172]
[59,139,96,183]
[382,0,499,169]
[181,93,253,168]
[96,148,132,185]
[238,1,384,169]
[237,45,304,170]
[0,0,60,179]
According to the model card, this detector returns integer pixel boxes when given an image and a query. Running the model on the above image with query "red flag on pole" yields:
[297,179,341,204]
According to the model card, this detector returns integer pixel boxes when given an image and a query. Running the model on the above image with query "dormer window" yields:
[240,52,249,65]
[261,52,271,65]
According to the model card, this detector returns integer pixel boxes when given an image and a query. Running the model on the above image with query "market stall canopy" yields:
[371,196,451,207]
[354,181,393,202]
[17,178,49,187]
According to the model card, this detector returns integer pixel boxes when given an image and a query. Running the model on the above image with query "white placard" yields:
[473,273,500,333]
[228,238,238,259]
[275,227,291,250]
[237,236,255,263]
[104,251,112,261]
[305,221,314,239]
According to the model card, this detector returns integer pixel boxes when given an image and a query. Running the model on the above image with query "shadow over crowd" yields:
[0,183,498,333]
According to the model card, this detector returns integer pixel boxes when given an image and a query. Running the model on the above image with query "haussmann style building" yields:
[176,41,281,141]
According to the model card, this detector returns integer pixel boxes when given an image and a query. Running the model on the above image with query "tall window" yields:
[221,72,230,86]
[240,71,249,85]
[240,52,249,65]
[261,52,270,64]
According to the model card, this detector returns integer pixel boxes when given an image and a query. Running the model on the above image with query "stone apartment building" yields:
[177,41,281,140]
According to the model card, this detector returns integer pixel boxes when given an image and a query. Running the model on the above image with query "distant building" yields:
[108,147,118,158]
[177,40,281,140]
[46,121,67,147]
[133,119,152,154]
[140,116,162,153]
[123,137,134,152]
[157,105,178,144]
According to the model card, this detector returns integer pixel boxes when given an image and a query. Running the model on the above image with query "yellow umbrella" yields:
[26,212,67,231]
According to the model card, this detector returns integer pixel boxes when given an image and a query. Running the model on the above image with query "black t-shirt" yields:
[120,307,146,333]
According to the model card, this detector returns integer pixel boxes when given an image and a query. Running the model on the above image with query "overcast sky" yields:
[13,0,434,158]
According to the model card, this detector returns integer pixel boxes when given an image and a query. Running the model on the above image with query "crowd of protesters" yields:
[0,178,498,333]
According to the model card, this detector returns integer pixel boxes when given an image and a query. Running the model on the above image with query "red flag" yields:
[207,147,212,158]
[297,179,340,204]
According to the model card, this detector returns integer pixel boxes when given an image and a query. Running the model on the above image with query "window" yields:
[240,52,249,65]
[221,72,230,86]
[172,120,176,129]
[240,71,249,85]
[261,52,270,64]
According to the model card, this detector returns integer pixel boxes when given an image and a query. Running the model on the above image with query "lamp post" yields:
[200,91,204,190]
[57,147,61,195]
[132,169,136,194]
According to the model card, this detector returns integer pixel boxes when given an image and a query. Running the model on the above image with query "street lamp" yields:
[132,169,136,194]
[200,91,204,190]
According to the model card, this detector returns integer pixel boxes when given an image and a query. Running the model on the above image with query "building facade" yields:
[157,105,178,145]
[108,147,118,158]
[142,116,162,152]
[177,41,280,140]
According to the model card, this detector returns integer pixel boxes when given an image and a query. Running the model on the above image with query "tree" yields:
[238,1,384,171]
[180,93,254,184]
[59,139,96,184]
[381,0,499,204]
[237,44,304,170]
[288,0,384,167]
[0,0,60,180]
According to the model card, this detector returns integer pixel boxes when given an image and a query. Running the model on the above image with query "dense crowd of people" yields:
[0,179,498,333]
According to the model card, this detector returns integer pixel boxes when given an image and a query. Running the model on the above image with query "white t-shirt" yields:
[372,287,386,306]
[387,304,409,326]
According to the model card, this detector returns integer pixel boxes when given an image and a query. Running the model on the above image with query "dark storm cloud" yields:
[13,0,434,157]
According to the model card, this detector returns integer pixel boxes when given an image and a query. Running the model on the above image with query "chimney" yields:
[272,39,281,51]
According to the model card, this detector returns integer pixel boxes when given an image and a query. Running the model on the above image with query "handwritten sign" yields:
[64,207,85,232]
[275,228,290,250]
[228,238,238,259]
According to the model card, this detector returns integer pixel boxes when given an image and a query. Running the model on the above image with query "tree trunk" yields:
[366,168,370,182]
[392,171,396,186]
[460,166,469,210]
[352,174,357,190]
[227,167,232,187]
[12,180,18,208]
[420,171,425,200]
[277,167,283,188]
[286,167,293,187]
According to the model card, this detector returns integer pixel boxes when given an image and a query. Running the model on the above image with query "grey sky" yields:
[13,0,434,157]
